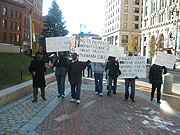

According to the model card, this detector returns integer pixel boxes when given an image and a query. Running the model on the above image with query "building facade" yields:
[103,0,142,54]
[0,0,43,49]
[141,0,180,58]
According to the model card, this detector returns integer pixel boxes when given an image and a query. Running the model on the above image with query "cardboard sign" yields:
[153,51,176,69]
[46,37,69,52]
[119,56,146,78]
[108,45,124,58]
[76,38,108,63]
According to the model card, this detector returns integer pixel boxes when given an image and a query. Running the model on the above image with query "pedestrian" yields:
[51,52,68,99]
[87,64,93,78]
[29,51,46,102]
[149,64,167,104]
[124,52,136,102]
[106,57,121,96]
[68,53,91,104]
[91,62,106,96]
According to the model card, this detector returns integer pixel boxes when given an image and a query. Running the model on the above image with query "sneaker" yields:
[107,92,111,96]
[99,93,103,96]
[113,91,116,95]
[150,98,153,101]
[32,100,37,103]
[131,99,135,102]
[62,95,65,99]
[70,98,76,102]
[57,95,60,98]
[76,100,80,104]
[157,101,161,104]
[95,92,98,95]
[124,98,128,101]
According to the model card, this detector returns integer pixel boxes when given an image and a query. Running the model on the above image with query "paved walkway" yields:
[0,77,180,135]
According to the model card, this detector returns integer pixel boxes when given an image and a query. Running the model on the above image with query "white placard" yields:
[46,37,69,52]
[119,56,146,78]
[109,45,124,58]
[76,38,108,62]
[153,51,176,69]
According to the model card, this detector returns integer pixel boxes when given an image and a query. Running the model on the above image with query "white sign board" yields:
[46,37,69,52]
[153,51,176,69]
[76,38,107,63]
[108,45,124,58]
[119,56,146,78]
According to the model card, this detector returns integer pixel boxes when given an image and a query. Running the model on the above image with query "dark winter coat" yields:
[105,60,121,79]
[68,60,90,84]
[149,64,167,84]
[29,58,46,88]
[52,56,68,76]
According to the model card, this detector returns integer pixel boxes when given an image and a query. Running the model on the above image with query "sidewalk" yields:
[0,77,180,135]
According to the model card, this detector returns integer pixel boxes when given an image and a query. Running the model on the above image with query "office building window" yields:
[13,34,16,42]
[125,0,128,4]
[2,32,6,41]
[122,35,128,43]
[133,0,139,5]
[133,7,139,13]
[133,16,139,21]
[124,14,128,20]
[24,17,26,27]
[3,20,6,28]
[124,6,128,12]
[27,19,29,28]
[18,23,21,30]
[10,9,13,17]
[26,31,28,40]
[9,21,13,29]
[19,12,21,19]
[124,22,127,28]
[133,24,139,29]
[9,33,12,42]
[3,8,7,15]
[14,22,17,30]
[17,34,20,42]
[14,11,17,18]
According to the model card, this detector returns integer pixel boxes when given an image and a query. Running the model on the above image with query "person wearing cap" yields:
[29,51,46,102]
[68,53,91,104]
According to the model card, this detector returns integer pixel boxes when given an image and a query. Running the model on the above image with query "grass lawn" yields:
[0,53,54,90]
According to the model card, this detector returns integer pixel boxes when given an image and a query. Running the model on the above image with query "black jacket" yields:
[106,60,121,79]
[149,64,167,84]
[29,58,46,88]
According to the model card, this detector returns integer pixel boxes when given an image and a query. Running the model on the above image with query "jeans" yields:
[125,79,135,100]
[71,84,81,100]
[33,87,45,100]
[151,83,161,102]
[108,77,117,94]
[94,73,103,94]
[56,75,66,96]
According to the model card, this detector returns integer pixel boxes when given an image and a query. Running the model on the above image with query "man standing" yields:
[68,53,91,104]
[149,64,167,103]
[29,51,46,102]
[91,62,106,96]
[51,52,68,99]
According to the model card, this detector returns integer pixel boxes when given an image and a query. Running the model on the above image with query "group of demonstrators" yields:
[29,51,167,104]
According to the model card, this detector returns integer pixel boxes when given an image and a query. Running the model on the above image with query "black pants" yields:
[33,87,45,100]
[151,83,161,102]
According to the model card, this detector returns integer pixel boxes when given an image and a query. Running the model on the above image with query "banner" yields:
[76,38,108,63]
[153,51,176,69]
[46,37,69,52]
[119,56,146,78]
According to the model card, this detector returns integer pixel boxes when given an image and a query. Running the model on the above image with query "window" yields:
[9,33,12,42]
[13,34,16,42]
[124,22,127,28]
[10,9,13,17]
[3,8,7,15]
[14,22,17,30]
[3,20,6,28]
[133,24,139,29]
[17,34,20,42]
[122,35,128,43]
[14,11,17,18]
[145,6,148,16]
[125,0,128,4]
[24,17,26,27]
[27,19,29,28]
[9,21,13,29]
[18,23,21,30]
[2,32,6,41]
[133,7,139,13]
[124,14,128,20]
[133,16,139,21]
[19,12,21,19]
[26,31,28,40]
[124,6,128,12]
[133,0,139,5]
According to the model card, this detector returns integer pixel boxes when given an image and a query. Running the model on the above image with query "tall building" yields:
[103,0,142,54]
[141,0,180,58]
[0,0,43,49]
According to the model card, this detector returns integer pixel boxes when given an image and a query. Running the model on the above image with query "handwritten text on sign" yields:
[119,56,146,78]
[77,38,107,63]
[46,37,69,52]
[153,51,176,69]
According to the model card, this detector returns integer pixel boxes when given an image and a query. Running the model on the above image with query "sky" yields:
[42,0,105,37]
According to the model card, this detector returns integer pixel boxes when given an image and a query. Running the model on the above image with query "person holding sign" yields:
[68,53,91,104]
[29,51,46,102]
[51,52,68,99]
[91,62,106,96]
[149,64,167,104]
[106,57,121,96]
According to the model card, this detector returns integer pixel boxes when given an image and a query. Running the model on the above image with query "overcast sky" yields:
[43,0,105,37]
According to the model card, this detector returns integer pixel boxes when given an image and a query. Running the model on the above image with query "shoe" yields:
[76,100,80,104]
[107,92,111,96]
[62,95,65,99]
[58,95,60,98]
[70,98,76,102]
[95,92,98,95]
[124,98,128,101]
[131,99,135,102]
[113,91,116,95]
[42,98,46,101]
[32,100,37,102]
[150,98,153,101]
[157,101,161,104]
[99,93,103,96]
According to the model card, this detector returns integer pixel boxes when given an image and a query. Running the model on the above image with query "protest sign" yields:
[46,37,69,52]
[76,38,108,63]
[109,45,124,58]
[153,51,176,69]
[119,56,146,78]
